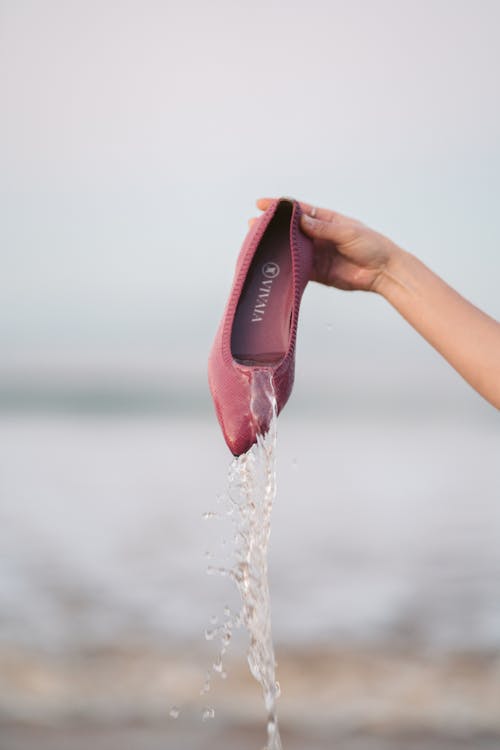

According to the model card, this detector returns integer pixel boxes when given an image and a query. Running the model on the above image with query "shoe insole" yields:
[231,201,293,365]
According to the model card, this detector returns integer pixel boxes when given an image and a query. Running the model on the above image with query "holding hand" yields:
[249,195,500,409]
[254,197,400,292]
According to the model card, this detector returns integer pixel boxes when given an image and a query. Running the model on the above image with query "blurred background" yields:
[1,1,499,748]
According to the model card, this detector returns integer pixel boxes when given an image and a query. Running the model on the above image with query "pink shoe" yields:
[208,197,313,456]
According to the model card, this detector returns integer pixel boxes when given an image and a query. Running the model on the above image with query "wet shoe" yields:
[208,197,313,456]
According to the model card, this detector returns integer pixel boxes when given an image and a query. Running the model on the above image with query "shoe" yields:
[208,196,313,456]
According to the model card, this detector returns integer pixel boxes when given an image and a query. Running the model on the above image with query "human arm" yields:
[253,197,500,409]
[373,246,500,408]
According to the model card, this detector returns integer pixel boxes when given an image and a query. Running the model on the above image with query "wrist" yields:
[372,244,411,298]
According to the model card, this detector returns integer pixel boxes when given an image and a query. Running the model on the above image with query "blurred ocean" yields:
[1,386,499,747]
[1,392,498,655]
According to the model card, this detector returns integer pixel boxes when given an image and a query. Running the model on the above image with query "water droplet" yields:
[267,716,277,735]
[223,606,231,617]
[213,656,223,673]
[204,550,212,558]
[264,682,277,711]
[221,670,227,679]
[202,707,215,721]
[169,705,180,719]
[209,614,218,625]
[206,565,228,577]
[204,628,216,641]
[221,630,231,646]
[274,680,281,699]
[202,511,216,520]
[200,670,211,695]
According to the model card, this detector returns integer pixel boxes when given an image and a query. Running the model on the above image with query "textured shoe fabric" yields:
[208,197,313,456]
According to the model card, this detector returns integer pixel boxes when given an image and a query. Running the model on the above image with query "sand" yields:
[2,722,500,750]
[2,645,500,749]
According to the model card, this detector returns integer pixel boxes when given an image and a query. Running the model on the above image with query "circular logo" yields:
[262,262,280,279]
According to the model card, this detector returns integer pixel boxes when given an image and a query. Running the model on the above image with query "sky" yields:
[1,0,499,411]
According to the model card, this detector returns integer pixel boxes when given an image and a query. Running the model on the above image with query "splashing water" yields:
[230,371,282,749]
[204,370,282,750]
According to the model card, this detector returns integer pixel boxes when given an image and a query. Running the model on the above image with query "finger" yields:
[301,213,355,244]
[256,197,274,210]
[298,201,340,223]
[256,196,345,223]
[247,216,259,227]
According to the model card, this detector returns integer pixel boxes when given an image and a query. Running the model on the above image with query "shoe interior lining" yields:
[231,201,294,365]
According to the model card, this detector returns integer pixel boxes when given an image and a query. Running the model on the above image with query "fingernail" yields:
[302,213,314,224]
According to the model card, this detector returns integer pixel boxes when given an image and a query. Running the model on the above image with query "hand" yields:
[250,197,401,293]
[250,197,500,408]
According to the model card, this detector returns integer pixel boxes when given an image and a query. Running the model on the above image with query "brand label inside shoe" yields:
[251,263,280,322]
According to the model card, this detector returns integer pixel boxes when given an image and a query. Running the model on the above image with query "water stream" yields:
[204,370,282,750]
